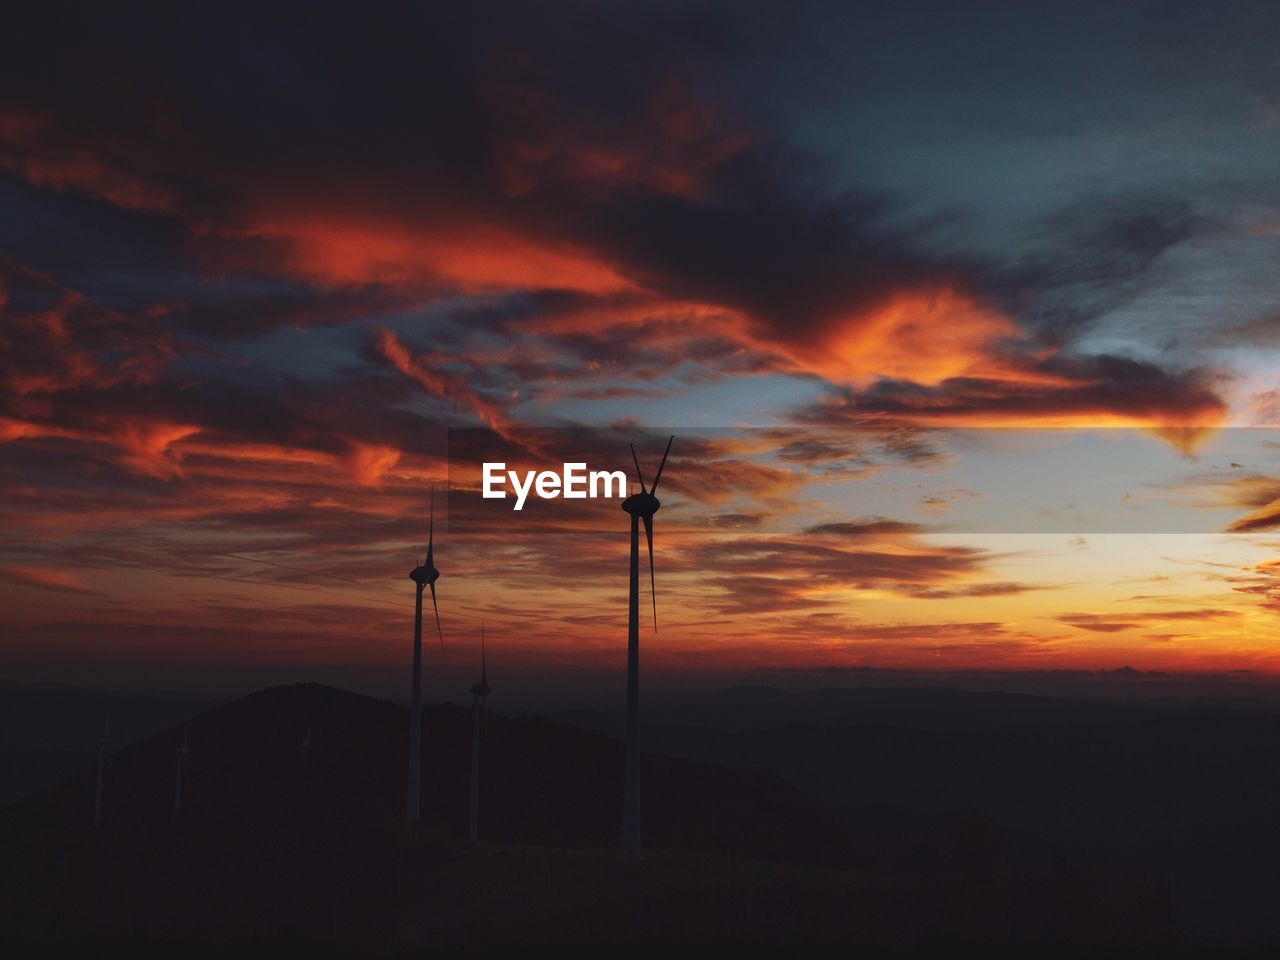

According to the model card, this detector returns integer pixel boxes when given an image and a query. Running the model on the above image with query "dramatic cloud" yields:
[3,1,1279,679]
[795,355,1227,439]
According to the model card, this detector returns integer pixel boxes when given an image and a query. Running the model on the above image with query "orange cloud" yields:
[797,342,1226,449]
[343,441,403,486]
[449,282,1226,449]
[1169,472,1280,531]
[249,216,636,295]
[16,154,175,213]
[1,286,178,397]
[2,566,99,594]
[1229,498,1280,533]
[0,112,174,213]
[374,328,519,439]
[0,417,77,442]
[112,420,202,478]
[770,287,1035,388]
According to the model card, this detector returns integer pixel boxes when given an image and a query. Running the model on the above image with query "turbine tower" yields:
[406,487,444,825]
[469,621,491,842]
[94,707,109,826]
[174,727,190,813]
[621,435,673,860]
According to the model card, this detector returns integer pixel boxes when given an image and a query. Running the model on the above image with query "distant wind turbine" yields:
[620,435,673,860]
[174,728,190,813]
[469,621,491,842]
[406,487,444,825]
[94,707,109,826]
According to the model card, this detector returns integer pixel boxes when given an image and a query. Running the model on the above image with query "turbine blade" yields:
[425,486,434,566]
[630,443,648,495]
[430,580,443,647]
[642,513,657,631]
[650,435,674,496]
[481,620,487,683]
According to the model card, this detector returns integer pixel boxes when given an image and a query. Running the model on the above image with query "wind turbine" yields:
[94,707,109,826]
[469,621,491,842]
[174,728,190,813]
[620,435,673,860]
[406,487,444,825]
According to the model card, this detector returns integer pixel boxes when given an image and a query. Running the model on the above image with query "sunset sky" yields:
[5,2,1280,694]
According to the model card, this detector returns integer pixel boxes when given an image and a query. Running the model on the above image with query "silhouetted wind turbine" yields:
[406,487,444,825]
[94,707,109,826]
[469,621,491,842]
[621,435,673,860]
[174,728,190,813]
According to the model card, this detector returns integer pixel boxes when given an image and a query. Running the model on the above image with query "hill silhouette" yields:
[0,683,883,950]
[7,683,847,855]
[8,681,1271,952]
[554,685,1280,943]
[0,681,217,806]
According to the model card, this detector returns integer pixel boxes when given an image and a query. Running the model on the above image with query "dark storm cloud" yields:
[0,0,963,447]
[796,353,1226,432]
[0,0,989,360]
[3,0,1257,427]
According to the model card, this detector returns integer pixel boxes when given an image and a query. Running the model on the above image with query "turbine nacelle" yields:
[625,435,673,633]
[409,563,439,587]
[470,680,491,700]
[621,490,661,518]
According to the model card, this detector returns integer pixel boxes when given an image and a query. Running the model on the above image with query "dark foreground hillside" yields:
[0,683,1241,953]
